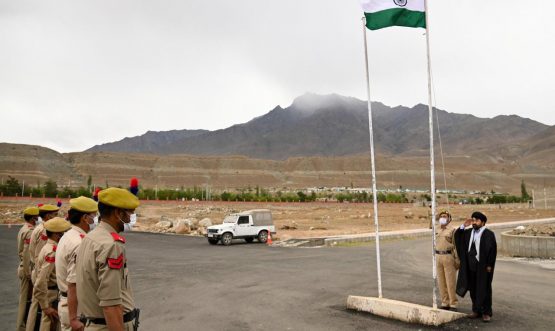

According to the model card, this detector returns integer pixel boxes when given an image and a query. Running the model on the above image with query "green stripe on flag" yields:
[364,8,426,30]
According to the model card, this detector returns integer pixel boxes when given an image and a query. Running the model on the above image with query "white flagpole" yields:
[424,0,438,309]
[362,16,382,299]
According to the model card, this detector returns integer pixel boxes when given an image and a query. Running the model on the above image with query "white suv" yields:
[206,209,275,246]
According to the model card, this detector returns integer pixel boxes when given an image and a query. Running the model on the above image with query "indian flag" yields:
[361,0,426,30]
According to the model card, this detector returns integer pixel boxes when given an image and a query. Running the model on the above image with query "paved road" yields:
[1,226,554,331]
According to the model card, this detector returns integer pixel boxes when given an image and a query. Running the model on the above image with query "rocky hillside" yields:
[86,93,548,160]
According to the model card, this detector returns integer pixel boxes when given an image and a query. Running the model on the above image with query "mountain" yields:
[87,129,208,153]
[85,93,548,160]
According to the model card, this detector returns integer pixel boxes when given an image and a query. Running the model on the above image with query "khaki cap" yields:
[23,206,40,216]
[44,217,71,232]
[39,204,60,212]
[98,187,140,210]
[70,196,98,213]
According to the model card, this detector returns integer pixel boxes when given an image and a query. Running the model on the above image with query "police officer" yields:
[435,210,459,310]
[27,204,60,330]
[76,188,140,330]
[27,217,71,331]
[56,197,98,331]
[16,207,39,331]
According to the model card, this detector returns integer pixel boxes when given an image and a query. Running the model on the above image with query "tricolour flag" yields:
[361,0,426,30]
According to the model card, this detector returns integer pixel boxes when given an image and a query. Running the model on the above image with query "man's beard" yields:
[472,224,481,230]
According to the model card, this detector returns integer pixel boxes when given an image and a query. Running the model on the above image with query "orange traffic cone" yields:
[266,229,273,246]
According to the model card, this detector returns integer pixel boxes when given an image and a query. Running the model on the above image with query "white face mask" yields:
[37,217,43,225]
[88,215,99,231]
[120,213,137,232]
[439,217,448,225]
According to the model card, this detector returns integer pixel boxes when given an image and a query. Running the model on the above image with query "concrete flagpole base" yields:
[347,296,465,326]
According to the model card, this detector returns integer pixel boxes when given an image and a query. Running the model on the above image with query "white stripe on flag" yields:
[361,0,425,14]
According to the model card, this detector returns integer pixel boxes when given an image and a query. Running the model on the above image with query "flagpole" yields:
[362,16,382,299]
[424,0,438,309]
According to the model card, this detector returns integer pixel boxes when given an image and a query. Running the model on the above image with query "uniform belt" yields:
[60,291,67,297]
[85,309,138,325]
[48,285,59,290]
[435,250,452,255]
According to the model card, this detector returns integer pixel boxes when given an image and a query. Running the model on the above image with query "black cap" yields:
[471,211,487,223]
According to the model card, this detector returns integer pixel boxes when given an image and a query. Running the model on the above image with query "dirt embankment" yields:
[511,224,555,237]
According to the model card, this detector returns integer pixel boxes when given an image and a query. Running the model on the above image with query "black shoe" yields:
[467,312,481,319]
[440,306,451,310]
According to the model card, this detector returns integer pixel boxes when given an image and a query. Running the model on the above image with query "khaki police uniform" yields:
[16,221,35,331]
[26,239,60,331]
[26,222,48,330]
[29,222,48,283]
[435,223,458,308]
[56,225,86,331]
[76,222,136,330]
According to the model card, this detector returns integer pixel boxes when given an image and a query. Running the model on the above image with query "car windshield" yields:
[223,216,237,223]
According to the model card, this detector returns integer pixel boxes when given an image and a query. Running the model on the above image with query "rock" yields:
[309,226,327,231]
[199,218,212,228]
[197,227,207,236]
[174,220,191,234]
[280,225,297,230]
[155,220,173,229]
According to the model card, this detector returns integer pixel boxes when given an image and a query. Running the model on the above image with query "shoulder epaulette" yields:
[110,232,126,243]
[45,256,55,263]
[40,234,48,241]
[52,245,57,252]
[79,234,85,239]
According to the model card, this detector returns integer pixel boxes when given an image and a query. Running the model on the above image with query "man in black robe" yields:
[454,211,497,322]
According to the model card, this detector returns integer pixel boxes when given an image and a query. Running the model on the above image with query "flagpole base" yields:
[347,296,465,326]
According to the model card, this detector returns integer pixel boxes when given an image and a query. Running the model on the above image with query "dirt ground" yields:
[2,197,554,240]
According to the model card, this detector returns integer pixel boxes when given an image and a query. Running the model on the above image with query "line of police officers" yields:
[16,188,140,331]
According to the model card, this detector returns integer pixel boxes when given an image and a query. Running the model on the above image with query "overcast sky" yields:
[1,1,554,153]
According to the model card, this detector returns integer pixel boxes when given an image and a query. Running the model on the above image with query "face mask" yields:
[120,213,137,232]
[439,217,448,225]
[88,215,99,231]
[37,217,43,225]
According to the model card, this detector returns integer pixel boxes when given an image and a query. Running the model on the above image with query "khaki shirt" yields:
[56,225,86,293]
[29,222,48,265]
[76,222,134,318]
[436,223,456,251]
[17,222,35,279]
[34,239,58,310]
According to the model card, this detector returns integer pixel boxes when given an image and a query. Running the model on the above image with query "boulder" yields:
[199,218,212,228]
[155,220,173,229]
[174,219,191,234]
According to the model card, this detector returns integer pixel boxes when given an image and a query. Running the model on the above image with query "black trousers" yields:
[468,269,493,316]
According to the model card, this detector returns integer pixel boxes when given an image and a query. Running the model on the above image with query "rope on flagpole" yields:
[362,16,383,299]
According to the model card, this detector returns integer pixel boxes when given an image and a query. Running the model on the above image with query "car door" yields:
[235,216,251,237]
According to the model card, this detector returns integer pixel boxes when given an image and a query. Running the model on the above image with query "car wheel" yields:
[258,230,268,243]
[208,238,219,245]
[221,232,233,246]
[245,237,254,243]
